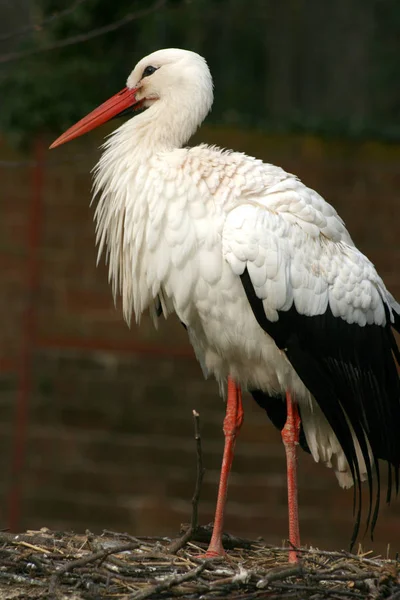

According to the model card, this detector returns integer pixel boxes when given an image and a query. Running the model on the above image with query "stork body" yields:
[96,141,335,401]
[51,49,400,560]
[95,137,373,482]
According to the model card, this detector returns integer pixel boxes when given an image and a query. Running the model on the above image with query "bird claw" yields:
[194,549,226,559]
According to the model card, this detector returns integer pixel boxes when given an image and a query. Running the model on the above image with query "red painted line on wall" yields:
[37,336,195,359]
[7,138,45,532]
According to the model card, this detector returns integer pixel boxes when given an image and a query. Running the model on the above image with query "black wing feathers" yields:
[392,309,400,334]
[241,268,400,547]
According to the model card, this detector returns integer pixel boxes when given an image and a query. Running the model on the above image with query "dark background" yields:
[0,0,399,554]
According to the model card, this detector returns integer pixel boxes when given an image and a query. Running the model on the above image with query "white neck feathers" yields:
[90,59,213,321]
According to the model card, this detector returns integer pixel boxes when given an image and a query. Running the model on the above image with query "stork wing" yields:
[223,202,400,543]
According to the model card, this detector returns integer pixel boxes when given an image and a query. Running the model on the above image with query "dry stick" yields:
[303,548,372,563]
[128,561,209,600]
[190,410,204,532]
[0,531,57,547]
[257,563,379,593]
[257,565,304,589]
[187,525,254,550]
[310,572,379,582]
[0,0,88,42]
[167,410,205,554]
[0,0,166,64]
[0,571,47,587]
[269,545,392,567]
[48,541,139,595]
[308,559,365,575]
[102,530,144,544]
[268,582,361,598]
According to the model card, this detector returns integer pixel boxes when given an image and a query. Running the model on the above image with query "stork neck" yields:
[112,99,201,156]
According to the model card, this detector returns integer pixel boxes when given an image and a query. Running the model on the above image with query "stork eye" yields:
[142,65,157,78]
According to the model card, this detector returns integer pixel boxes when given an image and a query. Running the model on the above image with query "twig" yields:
[303,547,392,567]
[0,0,88,42]
[268,545,394,567]
[186,524,254,550]
[166,526,193,556]
[308,559,364,575]
[257,565,304,589]
[48,541,139,594]
[190,410,204,533]
[167,410,205,554]
[310,572,377,581]
[101,530,145,545]
[128,561,209,600]
[268,582,361,598]
[24,554,51,574]
[17,540,52,554]
[101,529,144,544]
[0,531,62,548]
[0,570,47,586]
[0,0,166,64]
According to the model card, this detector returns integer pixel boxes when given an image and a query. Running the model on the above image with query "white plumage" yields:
[51,48,400,546]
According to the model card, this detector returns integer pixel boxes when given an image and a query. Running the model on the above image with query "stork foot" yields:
[198,547,225,559]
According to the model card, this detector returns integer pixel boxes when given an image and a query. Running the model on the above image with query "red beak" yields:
[49,86,141,149]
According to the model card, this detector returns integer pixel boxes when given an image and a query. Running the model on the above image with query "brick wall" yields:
[0,128,399,555]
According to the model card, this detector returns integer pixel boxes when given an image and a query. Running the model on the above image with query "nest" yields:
[3,415,398,598]
[0,526,399,600]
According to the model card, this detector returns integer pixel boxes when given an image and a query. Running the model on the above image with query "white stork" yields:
[50,48,400,562]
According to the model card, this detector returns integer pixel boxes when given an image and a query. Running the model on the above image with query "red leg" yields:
[204,377,244,557]
[281,391,301,563]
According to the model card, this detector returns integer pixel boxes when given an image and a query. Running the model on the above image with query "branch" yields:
[0,0,166,64]
[167,409,205,554]
[0,571,47,587]
[0,0,89,43]
[268,582,361,598]
[257,565,304,589]
[184,524,254,550]
[129,561,209,600]
[48,540,139,595]
[190,410,205,532]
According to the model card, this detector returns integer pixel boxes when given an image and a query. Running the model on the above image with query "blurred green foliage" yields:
[1,0,400,147]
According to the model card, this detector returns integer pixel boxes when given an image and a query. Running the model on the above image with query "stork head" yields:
[50,48,214,149]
